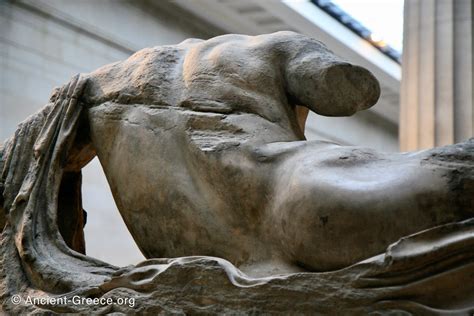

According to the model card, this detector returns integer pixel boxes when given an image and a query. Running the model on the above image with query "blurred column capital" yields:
[400,0,473,151]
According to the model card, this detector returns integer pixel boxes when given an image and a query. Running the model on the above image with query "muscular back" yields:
[80,32,387,273]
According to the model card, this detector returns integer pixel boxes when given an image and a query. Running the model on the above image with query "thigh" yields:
[267,143,468,271]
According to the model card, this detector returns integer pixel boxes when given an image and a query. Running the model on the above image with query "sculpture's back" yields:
[1,32,473,314]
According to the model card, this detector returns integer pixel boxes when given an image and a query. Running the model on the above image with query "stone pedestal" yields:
[400,0,473,150]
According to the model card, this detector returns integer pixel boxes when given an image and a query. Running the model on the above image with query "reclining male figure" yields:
[43,32,474,276]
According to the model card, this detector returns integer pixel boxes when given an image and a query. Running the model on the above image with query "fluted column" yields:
[400,0,473,151]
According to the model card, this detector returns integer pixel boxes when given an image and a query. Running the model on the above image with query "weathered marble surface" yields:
[0,32,473,314]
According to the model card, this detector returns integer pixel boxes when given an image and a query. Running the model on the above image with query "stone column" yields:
[400,0,473,151]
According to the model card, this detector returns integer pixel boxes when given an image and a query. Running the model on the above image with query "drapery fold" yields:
[1,75,117,294]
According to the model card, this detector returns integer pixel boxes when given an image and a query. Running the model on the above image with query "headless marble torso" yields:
[80,32,472,276]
